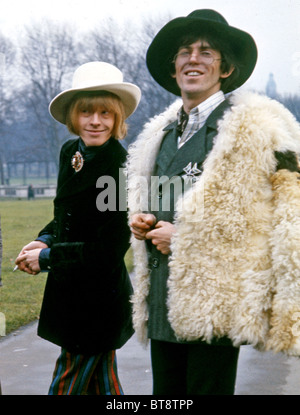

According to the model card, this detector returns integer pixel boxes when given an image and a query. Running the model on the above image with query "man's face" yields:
[172,39,234,107]
[77,105,115,147]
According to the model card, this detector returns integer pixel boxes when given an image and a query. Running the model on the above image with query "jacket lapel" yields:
[166,125,208,177]
[156,100,230,178]
[155,121,179,175]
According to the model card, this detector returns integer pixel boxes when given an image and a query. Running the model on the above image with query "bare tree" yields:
[80,16,175,146]
[18,20,82,166]
[3,15,178,171]
[0,33,16,184]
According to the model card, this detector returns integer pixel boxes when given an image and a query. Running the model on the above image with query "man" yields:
[127,9,300,395]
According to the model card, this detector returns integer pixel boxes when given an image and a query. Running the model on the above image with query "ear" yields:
[220,65,235,79]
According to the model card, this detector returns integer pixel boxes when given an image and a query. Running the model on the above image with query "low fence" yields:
[0,185,56,199]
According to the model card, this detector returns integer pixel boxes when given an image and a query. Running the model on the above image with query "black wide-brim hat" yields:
[146,9,258,95]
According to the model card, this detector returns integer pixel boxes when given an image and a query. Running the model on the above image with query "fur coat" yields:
[126,92,300,356]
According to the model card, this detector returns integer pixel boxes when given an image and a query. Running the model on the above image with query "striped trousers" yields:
[48,348,124,395]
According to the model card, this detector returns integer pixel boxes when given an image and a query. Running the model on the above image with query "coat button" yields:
[158,185,162,199]
[152,258,159,268]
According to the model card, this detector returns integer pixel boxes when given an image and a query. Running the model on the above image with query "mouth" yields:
[184,70,204,77]
[86,129,106,134]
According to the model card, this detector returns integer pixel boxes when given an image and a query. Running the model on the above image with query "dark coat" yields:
[37,137,134,355]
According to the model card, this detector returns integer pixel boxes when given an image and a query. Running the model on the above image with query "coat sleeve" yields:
[36,220,55,245]
[267,167,300,355]
[35,140,73,246]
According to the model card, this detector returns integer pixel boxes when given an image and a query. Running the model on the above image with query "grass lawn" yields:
[0,199,133,335]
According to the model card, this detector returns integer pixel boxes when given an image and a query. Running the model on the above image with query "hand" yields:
[15,241,48,275]
[130,213,157,240]
[146,221,176,255]
[17,240,48,256]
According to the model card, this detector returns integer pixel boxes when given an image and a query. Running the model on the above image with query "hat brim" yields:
[146,16,258,95]
[49,83,141,124]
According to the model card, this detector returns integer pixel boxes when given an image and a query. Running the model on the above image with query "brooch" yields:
[182,162,202,182]
[71,151,84,172]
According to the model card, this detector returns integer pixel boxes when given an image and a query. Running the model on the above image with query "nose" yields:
[189,49,201,62]
[90,112,101,125]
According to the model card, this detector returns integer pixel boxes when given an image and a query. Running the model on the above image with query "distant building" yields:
[266,73,277,99]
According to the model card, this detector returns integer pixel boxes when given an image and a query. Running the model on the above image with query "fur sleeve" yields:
[267,169,300,355]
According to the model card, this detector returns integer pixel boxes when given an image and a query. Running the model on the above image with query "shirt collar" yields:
[78,137,111,162]
[177,90,225,125]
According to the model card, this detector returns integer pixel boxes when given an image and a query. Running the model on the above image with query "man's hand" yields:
[146,221,176,255]
[130,213,157,240]
[15,240,48,275]
[16,249,42,275]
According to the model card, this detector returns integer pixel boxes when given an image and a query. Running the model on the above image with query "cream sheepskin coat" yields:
[126,92,300,356]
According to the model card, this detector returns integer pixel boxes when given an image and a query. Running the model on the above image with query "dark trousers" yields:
[151,339,240,395]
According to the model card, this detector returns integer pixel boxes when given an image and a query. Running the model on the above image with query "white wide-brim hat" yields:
[49,61,141,124]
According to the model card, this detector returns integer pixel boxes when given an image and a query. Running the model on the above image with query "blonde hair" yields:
[66,91,128,139]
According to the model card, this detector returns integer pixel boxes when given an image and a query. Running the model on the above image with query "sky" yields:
[0,0,300,95]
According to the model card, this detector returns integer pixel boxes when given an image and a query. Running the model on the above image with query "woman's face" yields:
[77,105,115,146]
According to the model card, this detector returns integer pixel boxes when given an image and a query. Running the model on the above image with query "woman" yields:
[15,62,141,395]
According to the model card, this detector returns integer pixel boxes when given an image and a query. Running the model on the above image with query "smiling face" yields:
[66,91,127,145]
[172,39,234,111]
[77,107,115,147]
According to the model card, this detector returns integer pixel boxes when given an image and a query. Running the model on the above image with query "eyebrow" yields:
[179,44,213,51]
